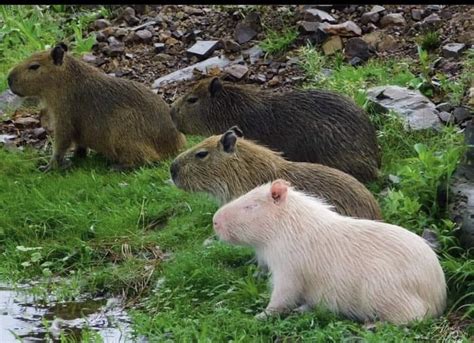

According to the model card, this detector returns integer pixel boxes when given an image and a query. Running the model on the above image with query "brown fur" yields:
[170,128,382,220]
[170,77,380,183]
[7,44,185,170]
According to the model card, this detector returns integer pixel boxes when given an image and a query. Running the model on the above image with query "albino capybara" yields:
[7,43,185,171]
[170,77,380,183]
[212,179,447,324]
[171,126,382,220]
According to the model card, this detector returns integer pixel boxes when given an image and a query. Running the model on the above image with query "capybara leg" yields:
[255,275,300,320]
[74,145,88,159]
[293,304,312,314]
[39,135,72,172]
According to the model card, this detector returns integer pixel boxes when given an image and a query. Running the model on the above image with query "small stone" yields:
[256,74,266,83]
[165,37,179,46]
[422,13,441,25]
[436,102,453,113]
[322,35,343,55]
[324,21,361,37]
[82,53,97,64]
[268,76,280,87]
[378,34,399,52]
[93,19,111,30]
[411,8,423,21]
[172,30,184,39]
[369,5,385,13]
[349,56,364,66]
[186,40,220,59]
[153,43,166,53]
[223,39,241,53]
[122,7,139,26]
[360,12,380,25]
[135,30,153,42]
[182,31,196,45]
[453,107,472,123]
[224,64,249,80]
[344,37,371,62]
[104,36,125,57]
[468,87,474,107]
[297,21,322,33]
[442,43,467,59]
[243,45,264,65]
[380,13,406,28]
[14,117,39,127]
[304,8,337,23]
[33,127,47,139]
[438,111,454,124]
[115,28,128,38]
[234,23,257,44]
[95,31,107,42]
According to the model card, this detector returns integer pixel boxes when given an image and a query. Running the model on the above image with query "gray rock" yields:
[82,53,97,64]
[135,30,153,42]
[115,28,128,38]
[438,111,454,124]
[122,7,139,26]
[93,19,111,30]
[186,40,220,59]
[435,102,453,113]
[449,121,474,249]
[223,39,241,53]
[322,35,343,55]
[33,127,46,139]
[152,55,244,88]
[344,37,371,62]
[411,8,423,21]
[243,45,264,64]
[369,5,385,13]
[304,8,336,23]
[0,134,16,144]
[422,13,441,26]
[131,21,157,31]
[453,107,472,123]
[442,43,467,59]
[380,13,406,28]
[297,21,322,33]
[104,37,125,57]
[361,11,380,25]
[224,64,249,80]
[234,22,257,44]
[153,43,166,53]
[14,117,39,127]
[324,21,361,36]
[366,85,442,130]
[0,89,23,112]
[349,56,364,66]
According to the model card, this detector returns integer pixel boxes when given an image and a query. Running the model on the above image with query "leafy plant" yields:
[418,31,441,51]
[260,26,298,56]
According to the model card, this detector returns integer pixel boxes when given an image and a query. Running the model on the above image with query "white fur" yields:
[213,182,447,324]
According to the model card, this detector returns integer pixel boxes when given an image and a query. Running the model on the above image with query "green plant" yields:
[408,46,435,97]
[260,26,298,56]
[418,31,441,51]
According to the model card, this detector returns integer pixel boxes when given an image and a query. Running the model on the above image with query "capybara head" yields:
[8,43,69,97]
[170,126,279,204]
[213,179,292,245]
[170,77,242,135]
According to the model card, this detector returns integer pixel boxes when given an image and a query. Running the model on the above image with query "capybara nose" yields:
[170,161,179,180]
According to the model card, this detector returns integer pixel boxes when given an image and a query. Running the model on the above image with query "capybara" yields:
[7,43,185,171]
[170,77,380,183]
[170,126,382,220]
[213,179,447,324]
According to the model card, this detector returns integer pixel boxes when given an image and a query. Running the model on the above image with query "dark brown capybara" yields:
[170,77,380,183]
[170,126,382,220]
[7,43,186,171]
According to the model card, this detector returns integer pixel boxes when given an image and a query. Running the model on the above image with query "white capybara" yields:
[212,179,447,324]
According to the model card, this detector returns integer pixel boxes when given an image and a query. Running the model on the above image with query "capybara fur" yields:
[213,180,447,324]
[171,127,382,220]
[7,43,185,171]
[170,77,380,183]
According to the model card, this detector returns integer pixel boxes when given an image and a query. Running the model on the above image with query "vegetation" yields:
[260,27,299,57]
[0,5,472,342]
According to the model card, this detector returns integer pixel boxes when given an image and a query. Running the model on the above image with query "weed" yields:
[418,31,441,51]
[260,27,298,57]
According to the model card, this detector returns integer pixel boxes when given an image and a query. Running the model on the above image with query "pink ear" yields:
[270,179,290,204]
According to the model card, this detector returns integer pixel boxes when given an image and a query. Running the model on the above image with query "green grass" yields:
[0,5,108,91]
[418,31,441,51]
[260,27,299,57]
[0,11,473,343]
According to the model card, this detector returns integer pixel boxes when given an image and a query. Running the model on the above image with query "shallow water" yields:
[0,283,134,342]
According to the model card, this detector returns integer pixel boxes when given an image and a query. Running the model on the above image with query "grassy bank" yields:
[0,5,472,342]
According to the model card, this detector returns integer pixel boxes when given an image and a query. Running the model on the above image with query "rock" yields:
[152,55,244,88]
[298,21,323,33]
[134,30,153,42]
[268,76,280,87]
[104,37,125,57]
[131,21,157,32]
[349,57,364,66]
[468,87,474,107]
[0,134,16,144]
[95,31,107,42]
[304,8,336,23]
[369,5,385,13]
[153,43,166,53]
[366,85,442,131]
[0,89,23,112]
[121,7,139,26]
[172,30,184,39]
[322,35,343,55]
[115,28,128,38]
[307,27,329,45]
[344,37,371,62]
[224,64,249,80]
[324,21,361,37]
[422,13,441,26]
[186,40,220,60]
[243,45,264,65]
[378,34,399,52]
[442,43,467,59]
[438,111,454,124]
[223,39,241,53]
[453,107,472,123]
[234,11,261,44]
[436,102,453,113]
[93,19,110,30]
[14,117,39,127]
[380,13,406,28]
[33,127,46,139]
[449,121,474,249]
[360,11,380,25]
[82,53,97,64]
[411,8,424,21]
[256,74,266,83]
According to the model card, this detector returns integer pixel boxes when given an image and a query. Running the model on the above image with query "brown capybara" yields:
[170,126,382,220]
[7,43,186,171]
[213,179,447,323]
[170,77,380,183]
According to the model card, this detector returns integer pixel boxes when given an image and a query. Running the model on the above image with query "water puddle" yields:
[0,283,135,342]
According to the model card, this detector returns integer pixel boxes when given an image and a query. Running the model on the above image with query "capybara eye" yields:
[28,63,40,70]
[187,96,198,104]
[195,151,209,159]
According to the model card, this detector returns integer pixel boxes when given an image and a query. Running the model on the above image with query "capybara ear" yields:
[219,129,237,153]
[209,77,223,97]
[228,125,243,138]
[51,43,67,65]
[270,179,290,204]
